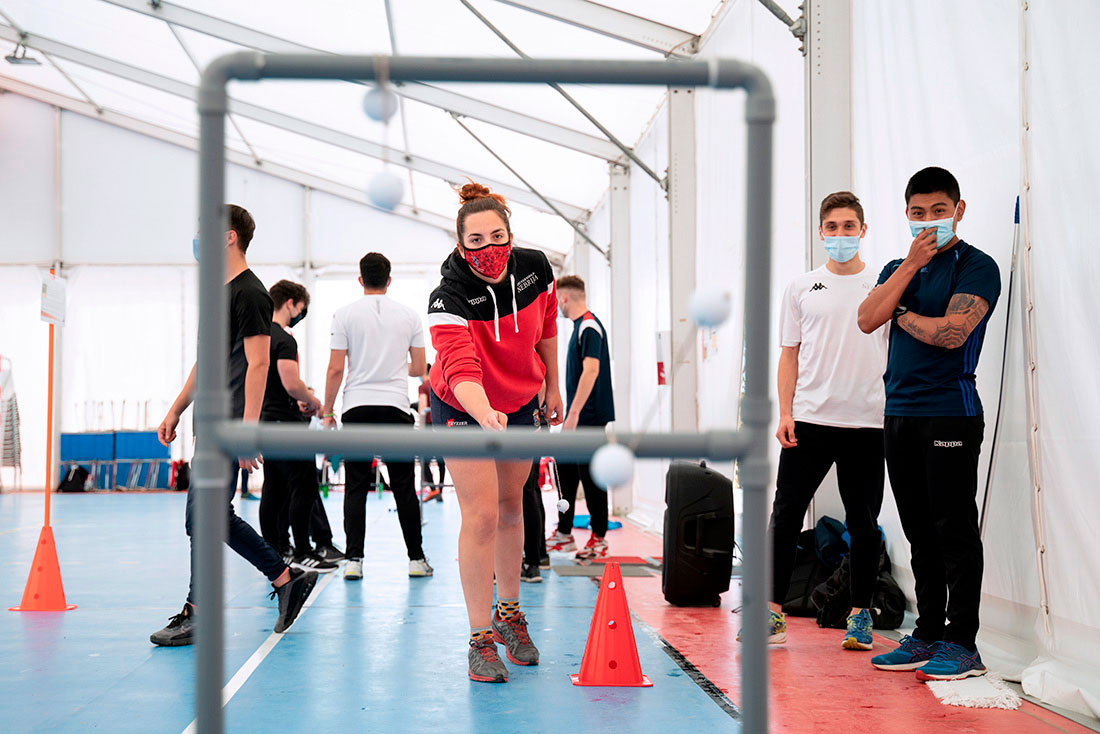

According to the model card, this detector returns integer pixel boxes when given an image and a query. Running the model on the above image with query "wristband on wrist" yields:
[892,304,909,323]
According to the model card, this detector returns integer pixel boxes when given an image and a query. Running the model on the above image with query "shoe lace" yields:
[848,611,871,632]
[506,613,532,645]
[168,611,188,626]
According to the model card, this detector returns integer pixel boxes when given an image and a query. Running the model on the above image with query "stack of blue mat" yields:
[59,431,171,490]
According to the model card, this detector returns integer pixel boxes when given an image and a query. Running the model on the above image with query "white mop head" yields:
[926,672,1022,710]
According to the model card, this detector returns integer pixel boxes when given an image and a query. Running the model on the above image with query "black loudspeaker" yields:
[662,461,735,606]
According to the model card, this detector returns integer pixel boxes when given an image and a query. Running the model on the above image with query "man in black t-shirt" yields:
[151,205,317,647]
[256,280,339,573]
[548,276,616,561]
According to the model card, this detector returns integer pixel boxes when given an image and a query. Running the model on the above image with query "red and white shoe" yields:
[545,531,576,553]
[575,535,609,561]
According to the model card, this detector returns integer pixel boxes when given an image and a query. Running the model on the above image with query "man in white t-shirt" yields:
[762,192,889,651]
[322,253,431,581]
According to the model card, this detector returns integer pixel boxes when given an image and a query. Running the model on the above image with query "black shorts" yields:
[430,390,541,431]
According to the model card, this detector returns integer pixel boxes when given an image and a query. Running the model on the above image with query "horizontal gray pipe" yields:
[215,423,749,463]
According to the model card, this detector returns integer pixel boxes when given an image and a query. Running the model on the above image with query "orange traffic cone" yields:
[9,526,77,612]
[570,561,652,687]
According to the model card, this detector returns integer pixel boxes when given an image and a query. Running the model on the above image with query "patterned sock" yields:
[470,627,493,645]
[496,598,520,620]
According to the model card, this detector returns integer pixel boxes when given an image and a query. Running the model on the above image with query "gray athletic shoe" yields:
[492,612,539,666]
[271,568,318,633]
[468,638,508,683]
[150,603,195,647]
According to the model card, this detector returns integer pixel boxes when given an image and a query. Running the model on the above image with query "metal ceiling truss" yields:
[489,0,700,57]
[0,24,589,221]
[0,73,565,263]
[95,0,622,162]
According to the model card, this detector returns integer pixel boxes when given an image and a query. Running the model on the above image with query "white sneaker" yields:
[409,558,434,577]
[546,531,576,553]
[344,559,363,580]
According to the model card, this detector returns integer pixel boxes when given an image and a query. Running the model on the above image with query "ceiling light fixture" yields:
[5,41,41,65]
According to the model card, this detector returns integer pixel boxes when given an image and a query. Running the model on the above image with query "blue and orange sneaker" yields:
[871,634,937,670]
[841,608,874,650]
[915,642,987,680]
[736,609,787,645]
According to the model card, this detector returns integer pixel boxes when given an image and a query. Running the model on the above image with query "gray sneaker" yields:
[492,612,539,665]
[150,603,195,647]
[271,568,318,633]
[468,638,508,683]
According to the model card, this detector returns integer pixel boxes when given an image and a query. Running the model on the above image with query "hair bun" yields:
[458,181,493,203]
[457,181,509,212]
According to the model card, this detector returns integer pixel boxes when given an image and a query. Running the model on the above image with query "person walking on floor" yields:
[417,364,446,502]
[151,204,317,646]
[322,252,432,582]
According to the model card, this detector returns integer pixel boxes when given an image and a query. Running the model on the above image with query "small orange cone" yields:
[9,526,77,612]
[570,561,652,687]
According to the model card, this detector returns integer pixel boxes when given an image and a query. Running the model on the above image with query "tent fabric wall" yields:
[0,94,56,264]
[1018,1,1100,717]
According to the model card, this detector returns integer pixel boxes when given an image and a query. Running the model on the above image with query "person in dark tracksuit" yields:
[859,167,1001,681]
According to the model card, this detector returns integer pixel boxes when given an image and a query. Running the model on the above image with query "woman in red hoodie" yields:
[428,182,563,683]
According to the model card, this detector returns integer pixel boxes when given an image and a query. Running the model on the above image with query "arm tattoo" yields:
[897,293,990,349]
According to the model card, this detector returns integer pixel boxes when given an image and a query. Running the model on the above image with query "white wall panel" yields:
[0,94,57,264]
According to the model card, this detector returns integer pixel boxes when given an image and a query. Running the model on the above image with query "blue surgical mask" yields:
[192,237,199,261]
[823,235,860,263]
[909,211,957,248]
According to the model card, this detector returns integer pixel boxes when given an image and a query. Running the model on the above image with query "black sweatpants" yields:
[522,459,546,564]
[259,458,321,553]
[770,422,884,609]
[185,459,285,604]
[342,405,423,561]
[557,461,609,538]
[885,415,984,650]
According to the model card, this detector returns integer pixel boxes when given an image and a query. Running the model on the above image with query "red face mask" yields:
[463,239,511,279]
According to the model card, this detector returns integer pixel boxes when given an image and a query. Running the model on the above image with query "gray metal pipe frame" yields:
[196,52,773,734]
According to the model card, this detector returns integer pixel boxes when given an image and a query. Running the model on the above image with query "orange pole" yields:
[44,268,55,527]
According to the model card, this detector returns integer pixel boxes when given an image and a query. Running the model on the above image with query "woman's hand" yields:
[479,410,508,432]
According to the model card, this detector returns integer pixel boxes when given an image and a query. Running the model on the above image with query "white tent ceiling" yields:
[0,0,729,254]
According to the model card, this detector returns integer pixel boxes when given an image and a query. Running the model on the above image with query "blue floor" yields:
[0,492,736,733]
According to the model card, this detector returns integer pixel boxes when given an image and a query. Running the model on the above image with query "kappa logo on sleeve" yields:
[431,299,445,310]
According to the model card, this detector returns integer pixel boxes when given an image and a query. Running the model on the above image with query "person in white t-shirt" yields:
[322,253,431,581]
[761,191,889,651]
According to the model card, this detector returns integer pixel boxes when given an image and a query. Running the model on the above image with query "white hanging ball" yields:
[556,498,570,513]
[589,443,635,489]
[689,288,732,328]
[362,86,399,122]
[367,170,404,211]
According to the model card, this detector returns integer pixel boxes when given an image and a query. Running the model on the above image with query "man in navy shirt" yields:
[858,167,1001,681]
[547,276,616,560]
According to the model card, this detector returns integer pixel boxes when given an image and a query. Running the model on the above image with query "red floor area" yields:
[557,496,1093,734]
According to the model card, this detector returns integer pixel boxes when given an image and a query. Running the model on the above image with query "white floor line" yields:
[180,571,336,734]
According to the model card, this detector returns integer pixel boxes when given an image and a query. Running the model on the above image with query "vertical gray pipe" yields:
[195,62,233,734]
[739,93,775,734]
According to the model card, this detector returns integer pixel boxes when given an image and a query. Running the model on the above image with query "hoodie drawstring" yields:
[509,274,519,334]
[484,278,520,343]
[485,285,501,342]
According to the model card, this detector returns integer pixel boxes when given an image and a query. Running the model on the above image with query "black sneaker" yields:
[150,603,195,647]
[292,550,339,574]
[280,547,295,566]
[271,568,318,633]
[316,544,346,563]
[538,553,551,569]
[520,563,542,583]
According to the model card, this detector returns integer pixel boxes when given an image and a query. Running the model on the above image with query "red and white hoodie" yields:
[428,246,557,414]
